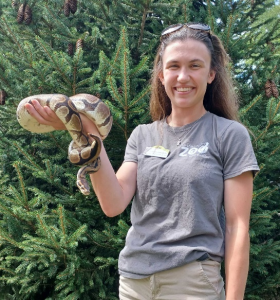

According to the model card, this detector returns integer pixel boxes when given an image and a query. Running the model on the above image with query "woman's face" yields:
[159,39,216,114]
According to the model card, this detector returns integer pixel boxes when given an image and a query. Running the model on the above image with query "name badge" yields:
[144,146,170,158]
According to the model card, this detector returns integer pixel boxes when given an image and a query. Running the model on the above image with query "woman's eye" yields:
[191,64,200,68]
[168,65,178,69]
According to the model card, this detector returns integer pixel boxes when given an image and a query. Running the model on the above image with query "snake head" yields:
[77,180,90,195]
[76,158,101,195]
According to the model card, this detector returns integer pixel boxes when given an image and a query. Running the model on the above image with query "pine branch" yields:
[130,56,149,77]
[0,202,18,218]
[36,214,59,249]
[138,0,150,48]
[0,230,20,248]
[128,85,151,109]
[257,187,278,203]
[96,2,111,22]
[35,36,72,86]
[269,144,280,157]
[272,99,280,119]
[239,95,262,116]
[66,224,87,246]
[253,187,270,199]
[72,47,86,95]
[22,235,60,251]
[48,133,67,153]
[107,76,124,106]
[0,267,16,275]
[112,121,126,139]
[13,162,28,207]
[58,206,66,237]
[99,50,121,87]
[122,49,130,107]
[226,15,234,51]
[13,142,43,170]
[0,17,25,56]
[0,192,25,208]
[64,217,109,249]
[206,0,214,30]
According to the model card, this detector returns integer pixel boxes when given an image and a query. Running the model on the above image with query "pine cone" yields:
[17,3,26,23]
[68,0,77,14]
[24,4,32,25]
[271,81,279,98]
[76,38,83,51]
[265,80,279,98]
[64,0,70,17]
[0,90,7,105]
[68,43,74,56]
[265,80,272,98]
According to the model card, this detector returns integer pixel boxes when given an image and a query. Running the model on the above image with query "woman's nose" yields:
[177,69,190,82]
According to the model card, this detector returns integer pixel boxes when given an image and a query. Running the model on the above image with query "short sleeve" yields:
[219,122,259,180]
[124,126,140,163]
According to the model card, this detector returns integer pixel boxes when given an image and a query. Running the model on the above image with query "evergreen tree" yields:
[0,0,279,299]
[237,2,280,299]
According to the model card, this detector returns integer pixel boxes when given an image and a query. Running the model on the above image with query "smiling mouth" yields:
[176,87,193,92]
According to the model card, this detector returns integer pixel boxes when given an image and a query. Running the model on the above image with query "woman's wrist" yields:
[80,114,101,138]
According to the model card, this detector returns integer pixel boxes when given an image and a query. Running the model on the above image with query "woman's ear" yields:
[158,72,164,85]
[207,69,216,84]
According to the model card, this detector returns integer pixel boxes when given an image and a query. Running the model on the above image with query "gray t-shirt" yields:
[118,112,259,279]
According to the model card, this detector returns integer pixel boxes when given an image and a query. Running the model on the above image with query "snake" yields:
[17,93,113,195]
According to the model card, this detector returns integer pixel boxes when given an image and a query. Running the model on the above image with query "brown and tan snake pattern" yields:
[17,93,112,195]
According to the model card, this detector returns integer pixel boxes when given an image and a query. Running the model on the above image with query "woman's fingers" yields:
[24,100,99,133]
[25,100,66,130]
[24,102,49,125]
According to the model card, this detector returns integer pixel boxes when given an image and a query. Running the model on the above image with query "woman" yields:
[25,23,259,300]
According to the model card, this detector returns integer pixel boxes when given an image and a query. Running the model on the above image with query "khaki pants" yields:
[119,260,225,300]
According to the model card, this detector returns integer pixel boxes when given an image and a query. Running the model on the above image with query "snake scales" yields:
[17,93,112,195]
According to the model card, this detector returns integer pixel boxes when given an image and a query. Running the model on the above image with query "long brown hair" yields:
[150,26,239,122]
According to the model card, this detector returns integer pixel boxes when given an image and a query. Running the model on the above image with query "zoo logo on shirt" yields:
[179,142,209,157]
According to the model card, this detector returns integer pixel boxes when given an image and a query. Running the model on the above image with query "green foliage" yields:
[0,159,121,299]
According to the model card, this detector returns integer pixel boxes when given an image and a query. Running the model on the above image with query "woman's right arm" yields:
[89,147,137,217]
[25,100,137,217]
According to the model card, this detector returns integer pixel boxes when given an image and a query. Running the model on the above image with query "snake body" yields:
[17,93,112,195]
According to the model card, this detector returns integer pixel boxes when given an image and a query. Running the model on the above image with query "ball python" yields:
[17,93,113,195]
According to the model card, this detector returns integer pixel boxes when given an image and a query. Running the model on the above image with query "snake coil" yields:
[17,93,113,195]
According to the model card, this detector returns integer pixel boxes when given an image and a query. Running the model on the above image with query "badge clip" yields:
[143,146,170,158]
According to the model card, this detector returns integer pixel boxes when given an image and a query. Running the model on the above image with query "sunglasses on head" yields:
[161,23,212,41]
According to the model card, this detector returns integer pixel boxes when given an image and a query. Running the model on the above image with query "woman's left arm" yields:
[224,171,254,300]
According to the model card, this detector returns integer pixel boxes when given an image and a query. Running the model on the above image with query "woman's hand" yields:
[25,99,101,137]
[25,99,66,130]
